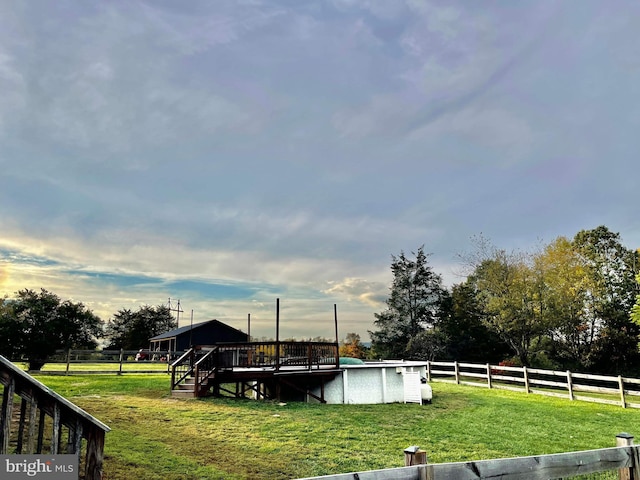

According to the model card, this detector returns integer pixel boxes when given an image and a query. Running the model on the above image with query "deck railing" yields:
[213,341,339,371]
[171,342,339,389]
[0,355,110,480]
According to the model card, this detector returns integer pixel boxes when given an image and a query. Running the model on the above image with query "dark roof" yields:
[149,319,245,341]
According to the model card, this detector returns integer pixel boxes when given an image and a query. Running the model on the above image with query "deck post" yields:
[616,433,638,480]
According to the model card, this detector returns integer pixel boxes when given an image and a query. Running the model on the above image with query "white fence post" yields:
[567,370,574,401]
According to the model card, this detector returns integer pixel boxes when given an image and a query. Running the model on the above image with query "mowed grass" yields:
[34,374,640,480]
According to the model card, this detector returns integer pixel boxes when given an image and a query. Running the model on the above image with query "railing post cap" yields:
[617,432,634,440]
[404,445,421,454]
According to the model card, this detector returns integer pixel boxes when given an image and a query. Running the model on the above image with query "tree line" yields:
[369,226,640,376]
[0,289,175,370]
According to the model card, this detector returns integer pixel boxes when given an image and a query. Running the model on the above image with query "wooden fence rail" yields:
[0,355,110,480]
[297,434,640,480]
[426,360,640,409]
[18,349,184,375]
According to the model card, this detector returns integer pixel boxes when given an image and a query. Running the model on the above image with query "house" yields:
[149,319,249,352]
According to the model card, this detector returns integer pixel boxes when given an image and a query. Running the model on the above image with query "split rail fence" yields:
[425,360,640,409]
[298,433,640,480]
[19,349,180,375]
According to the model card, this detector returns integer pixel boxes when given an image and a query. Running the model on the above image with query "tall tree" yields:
[470,248,546,366]
[573,226,640,374]
[436,282,510,363]
[535,236,595,370]
[0,289,102,370]
[105,304,176,350]
[369,246,447,359]
[631,269,640,326]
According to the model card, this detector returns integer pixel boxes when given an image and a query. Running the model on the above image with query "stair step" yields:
[171,390,196,398]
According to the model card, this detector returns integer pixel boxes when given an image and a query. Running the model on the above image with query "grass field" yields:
[33,374,640,480]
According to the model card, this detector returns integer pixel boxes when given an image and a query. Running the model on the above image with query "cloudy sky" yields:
[1,0,638,341]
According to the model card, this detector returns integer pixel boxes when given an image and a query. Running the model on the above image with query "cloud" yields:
[323,277,387,307]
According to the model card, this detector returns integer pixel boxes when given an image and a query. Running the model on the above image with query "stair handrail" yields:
[193,346,219,394]
[171,347,196,390]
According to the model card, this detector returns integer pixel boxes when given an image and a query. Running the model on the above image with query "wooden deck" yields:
[171,341,341,402]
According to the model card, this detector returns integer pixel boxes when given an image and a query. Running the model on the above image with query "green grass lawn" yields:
[34,374,640,480]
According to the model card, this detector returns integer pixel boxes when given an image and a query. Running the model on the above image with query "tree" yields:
[436,282,510,363]
[470,247,547,366]
[631,269,640,326]
[369,246,447,359]
[0,289,102,370]
[573,227,640,374]
[339,332,367,359]
[534,236,595,370]
[105,304,176,350]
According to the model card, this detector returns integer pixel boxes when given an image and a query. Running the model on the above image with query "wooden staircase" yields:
[171,347,218,398]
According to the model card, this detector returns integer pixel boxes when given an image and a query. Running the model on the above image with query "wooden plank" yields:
[527,378,567,388]
[529,389,569,399]
[27,396,38,453]
[51,403,60,454]
[526,368,569,376]
[573,395,622,406]
[493,385,527,393]
[429,370,455,376]
[572,384,620,395]
[85,427,106,480]
[426,446,633,480]
[460,381,489,388]
[571,372,619,382]
[459,363,486,369]
[296,465,423,480]
[456,372,487,379]
[0,376,15,454]
[489,375,524,383]
[16,397,27,453]
[491,365,526,373]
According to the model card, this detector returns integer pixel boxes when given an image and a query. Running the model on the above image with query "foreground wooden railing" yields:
[426,360,640,409]
[0,355,110,480]
[297,433,640,480]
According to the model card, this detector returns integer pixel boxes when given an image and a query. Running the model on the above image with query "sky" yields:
[1,0,639,342]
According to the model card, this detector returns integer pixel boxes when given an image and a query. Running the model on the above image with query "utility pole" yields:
[167,298,184,328]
